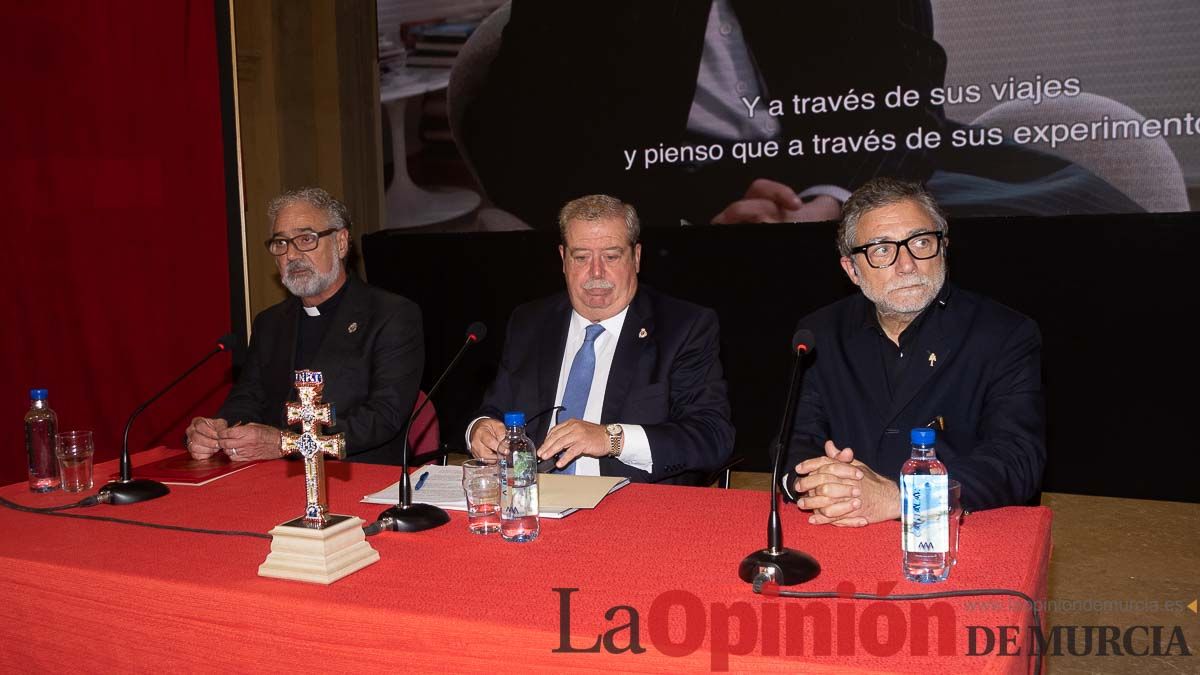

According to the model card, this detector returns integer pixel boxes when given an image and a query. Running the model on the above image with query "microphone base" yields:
[98,478,171,505]
[376,503,450,532]
[739,547,820,586]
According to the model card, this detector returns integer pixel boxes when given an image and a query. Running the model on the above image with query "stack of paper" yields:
[361,465,629,519]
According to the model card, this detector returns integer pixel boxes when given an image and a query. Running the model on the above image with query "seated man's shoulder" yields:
[253,295,295,325]
[954,287,1039,335]
[508,291,571,323]
[797,291,867,336]
[360,281,421,318]
[637,285,717,323]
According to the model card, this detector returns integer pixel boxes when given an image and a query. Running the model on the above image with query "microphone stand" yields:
[738,333,821,585]
[376,330,481,532]
[99,338,233,505]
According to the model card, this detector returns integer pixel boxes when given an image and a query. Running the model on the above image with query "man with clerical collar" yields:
[784,177,1046,521]
[185,187,424,464]
[467,194,734,485]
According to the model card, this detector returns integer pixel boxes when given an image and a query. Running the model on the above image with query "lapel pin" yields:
[348,322,358,334]
[638,327,648,339]
[928,352,937,367]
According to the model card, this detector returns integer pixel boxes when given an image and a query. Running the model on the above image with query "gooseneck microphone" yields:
[738,328,821,585]
[376,321,486,532]
[98,334,238,505]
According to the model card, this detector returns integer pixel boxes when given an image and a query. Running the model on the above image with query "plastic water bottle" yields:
[498,411,539,543]
[901,427,951,582]
[25,388,60,492]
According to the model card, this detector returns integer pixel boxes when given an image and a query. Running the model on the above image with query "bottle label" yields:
[512,449,535,477]
[901,475,949,553]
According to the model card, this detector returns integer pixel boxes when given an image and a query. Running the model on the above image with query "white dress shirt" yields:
[549,308,652,476]
[465,307,653,475]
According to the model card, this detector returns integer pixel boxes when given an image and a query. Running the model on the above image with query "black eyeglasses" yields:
[265,228,339,256]
[849,230,944,269]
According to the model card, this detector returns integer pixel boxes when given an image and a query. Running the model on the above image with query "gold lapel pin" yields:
[638,327,648,339]
[928,352,937,367]
[348,322,358,334]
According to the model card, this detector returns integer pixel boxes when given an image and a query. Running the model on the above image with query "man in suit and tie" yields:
[783,177,1045,522]
[468,194,734,485]
[184,187,424,464]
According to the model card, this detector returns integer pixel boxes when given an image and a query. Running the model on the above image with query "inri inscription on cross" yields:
[280,370,346,527]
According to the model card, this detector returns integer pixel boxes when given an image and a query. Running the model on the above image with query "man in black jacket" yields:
[783,177,1045,522]
[185,188,424,465]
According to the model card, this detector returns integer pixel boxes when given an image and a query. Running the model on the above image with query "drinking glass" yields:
[462,458,500,535]
[56,430,95,493]
[949,479,963,566]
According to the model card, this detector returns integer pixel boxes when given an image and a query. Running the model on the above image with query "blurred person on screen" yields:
[462,1,1140,229]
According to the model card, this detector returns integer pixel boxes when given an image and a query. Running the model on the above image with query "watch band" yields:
[607,426,624,458]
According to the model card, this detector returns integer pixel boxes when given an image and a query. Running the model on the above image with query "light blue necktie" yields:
[557,323,605,474]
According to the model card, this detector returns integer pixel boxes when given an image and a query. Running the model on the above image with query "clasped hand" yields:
[186,417,281,462]
[792,440,899,527]
[712,179,842,224]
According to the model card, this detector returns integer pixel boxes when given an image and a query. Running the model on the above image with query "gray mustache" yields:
[886,279,931,293]
[582,279,614,290]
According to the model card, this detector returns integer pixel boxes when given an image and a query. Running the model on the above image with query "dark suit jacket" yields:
[476,286,734,484]
[782,284,1045,511]
[217,276,424,465]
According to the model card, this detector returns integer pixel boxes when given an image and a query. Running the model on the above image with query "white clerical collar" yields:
[302,305,321,317]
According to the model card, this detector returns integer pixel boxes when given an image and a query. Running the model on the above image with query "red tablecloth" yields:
[0,448,1050,673]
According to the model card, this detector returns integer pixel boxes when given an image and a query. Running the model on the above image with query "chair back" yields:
[408,390,441,460]
[446,1,511,194]
[972,93,1188,212]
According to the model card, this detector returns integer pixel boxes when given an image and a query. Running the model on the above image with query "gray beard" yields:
[282,261,341,299]
[860,263,947,318]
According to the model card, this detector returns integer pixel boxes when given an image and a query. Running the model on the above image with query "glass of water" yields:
[949,479,963,566]
[56,430,95,493]
[462,458,500,535]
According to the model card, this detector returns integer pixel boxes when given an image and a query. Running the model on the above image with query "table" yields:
[380,68,480,229]
[0,449,1049,672]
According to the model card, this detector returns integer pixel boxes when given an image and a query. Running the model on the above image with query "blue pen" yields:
[414,471,429,491]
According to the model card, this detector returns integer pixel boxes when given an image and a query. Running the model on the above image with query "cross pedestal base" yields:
[258,515,379,585]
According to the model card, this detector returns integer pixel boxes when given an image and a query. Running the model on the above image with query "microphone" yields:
[738,328,821,585]
[376,321,486,532]
[98,334,238,505]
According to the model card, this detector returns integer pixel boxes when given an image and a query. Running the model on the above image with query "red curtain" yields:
[0,0,233,485]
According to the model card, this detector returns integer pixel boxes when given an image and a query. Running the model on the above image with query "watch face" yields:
[607,424,622,436]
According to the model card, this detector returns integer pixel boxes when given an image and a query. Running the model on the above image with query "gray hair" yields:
[557,194,640,246]
[267,187,352,233]
[837,178,947,257]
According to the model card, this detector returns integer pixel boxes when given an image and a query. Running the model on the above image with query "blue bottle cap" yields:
[911,427,935,445]
[503,411,525,427]
[30,388,48,400]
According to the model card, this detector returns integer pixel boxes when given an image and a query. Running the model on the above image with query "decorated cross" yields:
[280,370,346,527]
